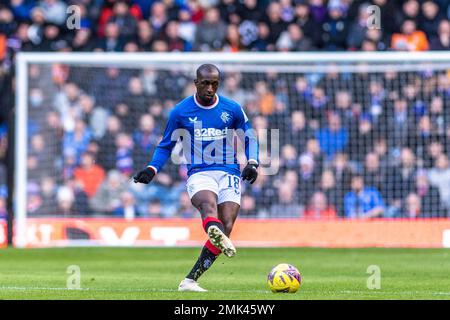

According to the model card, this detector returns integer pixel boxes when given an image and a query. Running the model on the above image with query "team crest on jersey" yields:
[221,112,231,123]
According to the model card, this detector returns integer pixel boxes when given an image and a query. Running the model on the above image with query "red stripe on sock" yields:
[202,216,222,230]
[204,240,221,255]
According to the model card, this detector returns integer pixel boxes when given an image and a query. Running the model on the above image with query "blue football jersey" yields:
[148,94,259,177]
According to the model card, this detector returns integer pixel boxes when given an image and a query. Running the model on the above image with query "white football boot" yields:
[178,278,207,292]
[207,225,236,258]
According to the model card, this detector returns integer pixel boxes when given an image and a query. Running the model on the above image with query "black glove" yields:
[241,162,258,184]
[133,167,156,184]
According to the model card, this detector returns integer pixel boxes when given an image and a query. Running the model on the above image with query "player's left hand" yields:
[241,162,258,184]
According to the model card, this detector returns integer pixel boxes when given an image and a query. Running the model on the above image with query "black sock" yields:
[203,218,225,233]
[186,246,218,281]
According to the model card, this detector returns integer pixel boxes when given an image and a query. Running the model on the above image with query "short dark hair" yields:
[196,64,220,79]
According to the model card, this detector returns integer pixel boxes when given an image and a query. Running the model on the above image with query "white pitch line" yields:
[319,290,450,297]
[0,286,270,294]
[1,286,450,297]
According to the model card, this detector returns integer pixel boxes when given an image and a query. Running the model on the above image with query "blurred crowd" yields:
[0,0,450,220]
[0,0,449,61]
[15,62,450,219]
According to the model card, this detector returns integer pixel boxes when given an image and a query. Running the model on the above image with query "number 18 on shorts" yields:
[187,171,241,205]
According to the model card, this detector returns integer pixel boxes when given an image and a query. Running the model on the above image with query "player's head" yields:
[194,64,220,105]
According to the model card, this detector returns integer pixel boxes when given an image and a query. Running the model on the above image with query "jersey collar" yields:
[193,94,219,109]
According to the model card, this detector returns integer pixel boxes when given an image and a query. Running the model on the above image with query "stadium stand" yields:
[0,0,449,220]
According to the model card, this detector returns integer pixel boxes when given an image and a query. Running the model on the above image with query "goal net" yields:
[14,52,450,248]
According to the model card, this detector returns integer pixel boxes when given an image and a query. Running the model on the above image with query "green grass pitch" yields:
[0,247,449,300]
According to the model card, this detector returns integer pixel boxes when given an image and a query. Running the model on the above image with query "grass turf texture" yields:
[0,247,449,300]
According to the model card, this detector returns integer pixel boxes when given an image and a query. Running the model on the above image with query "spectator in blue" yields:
[290,76,313,110]
[128,171,173,216]
[34,0,67,26]
[346,3,371,50]
[132,0,156,20]
[10,0,36,21]
[344,175,385,219]
[115,132,134,177]
[0,124,7,143]
[250,22,272,51]
[95,21,125,51]
[309,0,327,25]
[306,86,328,120]
[133,114,160,168]
[419,0,444,39]
[114,191,139,219]
[108,0,138,40]
[63,119,92,164]
[321,2,348,50]
[316,112,348,161]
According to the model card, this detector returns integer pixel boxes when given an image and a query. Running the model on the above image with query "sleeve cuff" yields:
[147,165,158,174]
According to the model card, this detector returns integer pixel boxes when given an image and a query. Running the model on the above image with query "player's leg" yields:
[178,191,224,291]
[218,201,240,237]
[180,173,229,291]
[179,172,240,291]
[179,191,223,291]
[188,172,237,257]
[191,190,223,232]
[212,173,241,253]
[194,190,237,258]
[211,201,239,258]
[190,189,234,254]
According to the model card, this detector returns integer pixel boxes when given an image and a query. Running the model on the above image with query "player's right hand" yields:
[133,167,156,184]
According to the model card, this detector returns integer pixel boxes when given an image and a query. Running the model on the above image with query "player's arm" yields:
[234,105,259,184]
[134,108,179,184]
